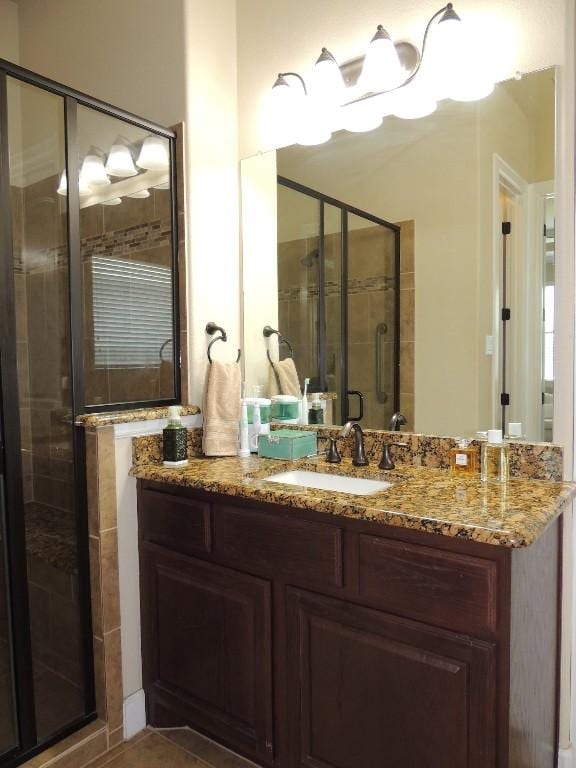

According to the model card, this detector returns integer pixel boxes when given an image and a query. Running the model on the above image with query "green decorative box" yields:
[258,429,317,460]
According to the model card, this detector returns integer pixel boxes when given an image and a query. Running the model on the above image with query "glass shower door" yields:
[346,213,399,428]
[0,412,17,758]
[4,74,93,746]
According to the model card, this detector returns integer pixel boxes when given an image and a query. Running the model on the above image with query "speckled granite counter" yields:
[76,404,200,427]
[130,454,576,548]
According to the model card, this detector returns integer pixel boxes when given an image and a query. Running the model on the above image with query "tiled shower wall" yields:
[80,188,175,406]
[278,221,415,428]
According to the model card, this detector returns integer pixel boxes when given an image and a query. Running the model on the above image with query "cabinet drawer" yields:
[358,535,497,637]
[216,505,343,588]
[140,488,211,557]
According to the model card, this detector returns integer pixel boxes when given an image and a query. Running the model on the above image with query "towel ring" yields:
[206,321,241,364]
[263,325,294,363]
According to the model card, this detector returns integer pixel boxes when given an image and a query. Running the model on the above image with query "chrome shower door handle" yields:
[376,322,388,404]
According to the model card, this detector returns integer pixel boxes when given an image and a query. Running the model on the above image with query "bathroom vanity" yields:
[133,453,575,768]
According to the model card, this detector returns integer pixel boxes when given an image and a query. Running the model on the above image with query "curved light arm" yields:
[342,3,452,106]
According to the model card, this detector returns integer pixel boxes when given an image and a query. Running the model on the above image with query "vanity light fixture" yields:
[269,3,497,145]
[126,189,150,198]
[101,197,122,206]
[136,136,170,171]
[153,180,171,190]
[105,142,137,177]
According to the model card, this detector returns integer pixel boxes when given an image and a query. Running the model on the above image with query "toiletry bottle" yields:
[450,438,479,476]
[308,399,324,425]
[506,422,524,440]
[238,401,250,458]
[250,403,262,453]
[480,429,509,483]
[163,406,188,465]
[300,377,310,425]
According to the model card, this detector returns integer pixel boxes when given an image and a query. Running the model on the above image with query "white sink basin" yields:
[264,470,393,496]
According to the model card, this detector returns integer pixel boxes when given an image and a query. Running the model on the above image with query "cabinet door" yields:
[286,588,496,768]
[141,546,274,764]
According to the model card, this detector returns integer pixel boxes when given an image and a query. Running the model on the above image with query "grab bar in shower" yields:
[376,322,388,404]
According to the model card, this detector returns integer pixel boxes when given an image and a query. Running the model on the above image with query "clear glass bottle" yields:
[480,429,509,483]
[450,438,479,476]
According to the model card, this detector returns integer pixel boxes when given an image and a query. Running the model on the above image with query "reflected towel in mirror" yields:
[202,360,242,456]
[268,358,301,398]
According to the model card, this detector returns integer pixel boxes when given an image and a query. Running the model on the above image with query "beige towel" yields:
[267,358,301,398]
[202,361,242,456]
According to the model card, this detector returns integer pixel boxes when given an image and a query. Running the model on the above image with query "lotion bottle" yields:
[238,401,250,458]
[163,406,188,466]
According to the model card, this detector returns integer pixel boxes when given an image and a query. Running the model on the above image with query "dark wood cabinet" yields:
[138,480,561,768]
[140,546,274,764]
[286,588,496,768]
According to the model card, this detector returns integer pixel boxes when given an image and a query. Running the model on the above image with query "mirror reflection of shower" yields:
[277,177,402,428]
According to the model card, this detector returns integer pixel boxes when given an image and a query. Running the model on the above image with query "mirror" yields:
[241,67,556,441]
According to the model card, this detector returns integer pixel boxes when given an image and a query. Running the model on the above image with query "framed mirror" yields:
[241,67,556,442]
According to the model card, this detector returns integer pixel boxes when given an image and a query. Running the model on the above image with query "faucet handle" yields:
[325,437,342,464]
[379,441,409,471]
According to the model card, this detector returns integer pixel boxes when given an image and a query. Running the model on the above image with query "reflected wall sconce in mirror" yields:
[268,3,499,146]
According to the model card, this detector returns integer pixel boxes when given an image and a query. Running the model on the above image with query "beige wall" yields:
[0,0,19,63]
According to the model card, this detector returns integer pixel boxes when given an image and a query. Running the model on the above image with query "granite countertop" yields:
[130,454,576,548]
[76,405,200,427]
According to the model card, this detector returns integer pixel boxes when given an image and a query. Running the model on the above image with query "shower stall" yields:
[277,177,400,427]
[0,59,179,767]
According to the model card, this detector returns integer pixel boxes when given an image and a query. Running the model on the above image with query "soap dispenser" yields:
[163,406,188,466]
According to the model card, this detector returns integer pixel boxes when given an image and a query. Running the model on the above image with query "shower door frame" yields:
[0,58,179,768]
[278,176,401,425]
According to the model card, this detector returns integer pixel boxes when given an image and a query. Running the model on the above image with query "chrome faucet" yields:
[339,421,369,466]
[388,412,407,431]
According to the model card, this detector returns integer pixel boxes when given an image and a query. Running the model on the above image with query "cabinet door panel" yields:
[287,589,496,768]
[142,547,274,763]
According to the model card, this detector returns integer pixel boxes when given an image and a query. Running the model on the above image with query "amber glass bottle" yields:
[450,438,479,476]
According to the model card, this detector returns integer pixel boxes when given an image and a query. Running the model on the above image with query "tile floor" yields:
[87,728,259,768]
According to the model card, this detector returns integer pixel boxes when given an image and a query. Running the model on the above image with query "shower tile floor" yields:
[88,728,258,768]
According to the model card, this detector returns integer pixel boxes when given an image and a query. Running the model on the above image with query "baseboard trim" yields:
[123,690,147,741]
[559,745,575,768]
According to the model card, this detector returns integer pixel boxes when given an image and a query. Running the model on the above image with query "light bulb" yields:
[81,154,110,187]
[309,48,346,107]
[127,189,150,199]
[267,73,306,146]
[427,4,495,102]
[391,82,437,119]
[341,100,383,133]
[358,26,404,93]
[105,144,137,177]
[153,180,170,190]
[101,197,122,206]
[58,169,93,197]
[136,136,170,171]
[57,170,67,196]
[297,98,332,146]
